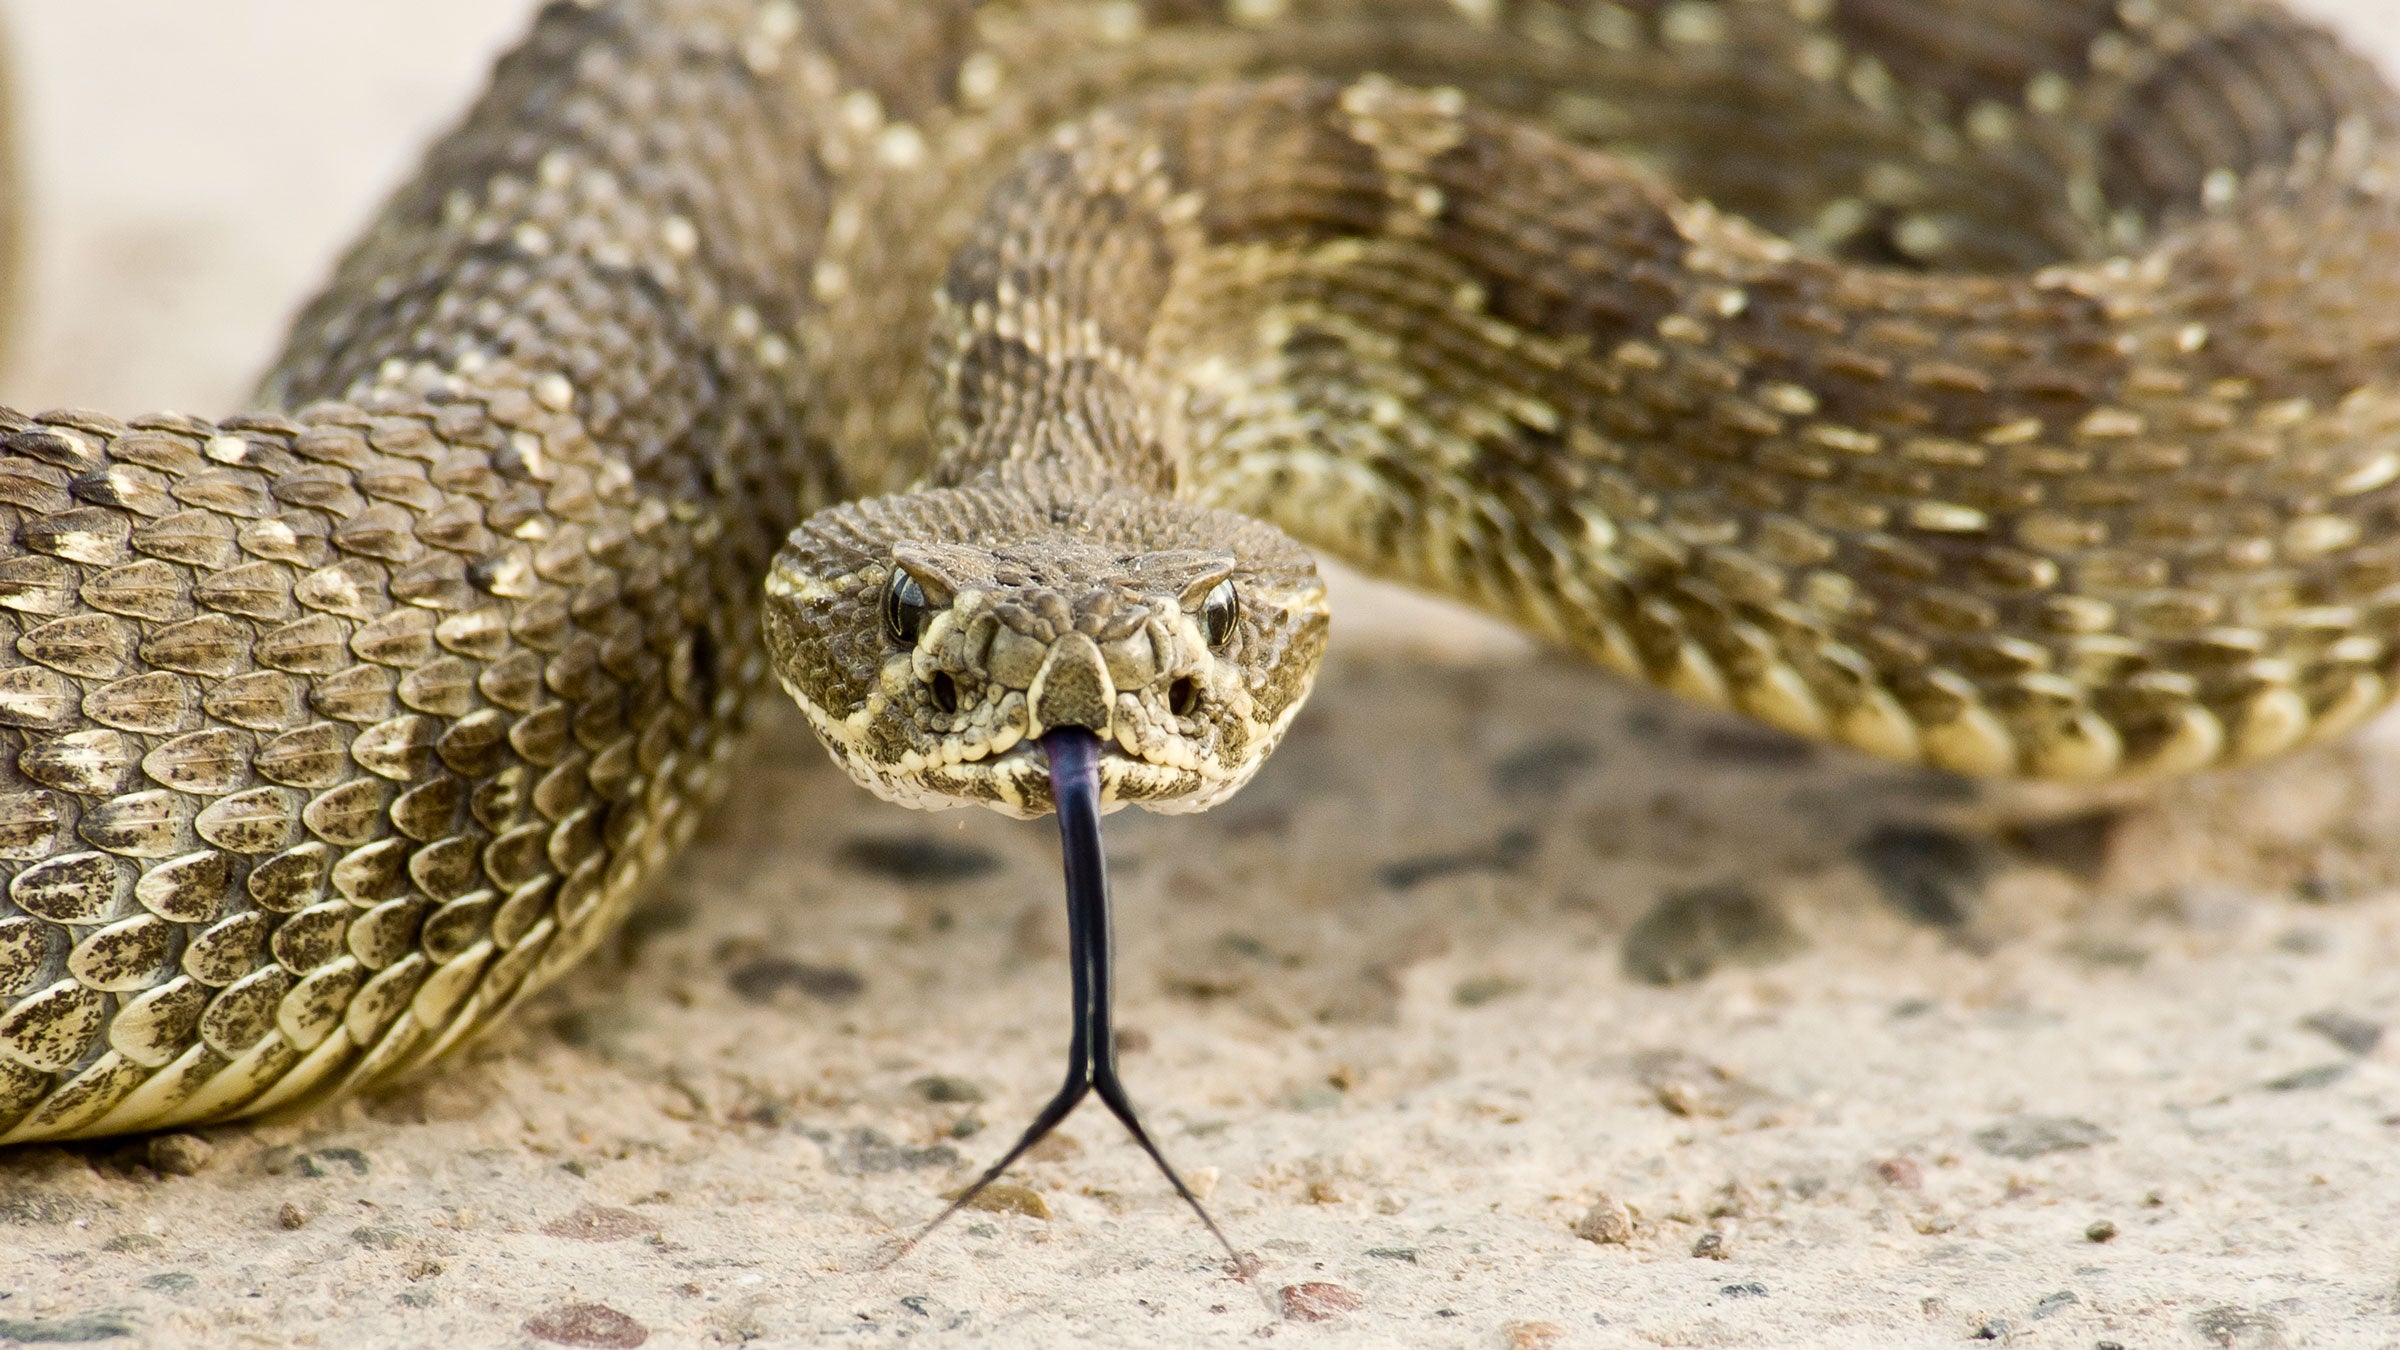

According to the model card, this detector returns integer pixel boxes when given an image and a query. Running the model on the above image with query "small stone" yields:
[140,1272,198,1295]
[1633,1049,1778,1120]
[1572,1195,1634,1244]
[2300,1010,2382,1056]
[1452,974,1523,1007]
[836,835,1003,883]
[2191,1305,2286,1349]
[1720,1282,1769,1298]
[144,1134,213,1177]
[2084,1219,2117,1243]
[1852,825,1987,928]
[1691,1230,1730,1260]
[1621,881,1806,986]
[1999,810,2120,881]
[541,1205,649,1241]
[99,1234,163,1253]
[1278,1282,1363,1322]
[277,1203,310,1230]
[2031,1290,2078,1320]
[2168,883,2261,934]
[910,1074,985,1104]
[1973,1115,2112,1159]
[2262,1063,2349,1092]
[1490,738,1599,796]
[1376,828,1538,889]
[524,1302,649,1349]
[0,1314,139,1342]
[1503,1320,1566,1349]
[827,1127,957,1176]
[1970,1319,2009,1340]
[1365,1247,1419,1263]
[948,1183,1049,1220]
[350,1225,407,1251]
[1875,1156,1924,1189]
[726,956,864,1006]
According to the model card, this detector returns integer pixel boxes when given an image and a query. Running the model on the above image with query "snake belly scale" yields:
[0,0,2391,1142]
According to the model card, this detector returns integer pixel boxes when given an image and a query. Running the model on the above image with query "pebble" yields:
[277,1203,310,1230]
[1376,828,1539,889]
[2032,1291,2079,1320]
[1278,1282,1363,1322]
[1875,1156,1925,1190]
[144,1134,213,1177]
[725,956,865,1006]
[1973,1115,2113,1159]
[1691,1231,1730,1259]
[2301,1010,2383,1056]
[823,1127,958,1176]
[2191,1306,2286,1349]
[835,834,1004,883]
[0,1314,139,1343]
[1453,974,1524,1007]
[910,1074,985,1104]
[1999,809,2121,881]
[1489,737,1599,796]
[1621,881,1806,986]
[524,1302,650,1349]
[1502,1320,1566,1349]
[541,1205,650,1241]
[1572,1195,1635,1244]
[2262,1063,2350,1092]
[954,1183,1050,1220]
[2085,1219,2118,1243]
[1852,826,1987,928]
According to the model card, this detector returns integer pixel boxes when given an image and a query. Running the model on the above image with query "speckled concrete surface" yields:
[1,4,2398,1348]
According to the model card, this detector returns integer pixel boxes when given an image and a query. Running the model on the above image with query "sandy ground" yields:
[1,3,2399,1347]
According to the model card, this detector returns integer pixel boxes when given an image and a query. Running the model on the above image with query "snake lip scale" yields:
[0,0,2392,1254]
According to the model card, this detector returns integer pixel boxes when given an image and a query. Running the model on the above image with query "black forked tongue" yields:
[891,727,1247,1275]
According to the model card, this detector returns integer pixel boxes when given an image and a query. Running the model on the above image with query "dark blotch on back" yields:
[2100,14,2400,220]
[810,0,981,124]
[1828,0,2116,113]
[1423,122,1689,349]
[1158,81,1389,247]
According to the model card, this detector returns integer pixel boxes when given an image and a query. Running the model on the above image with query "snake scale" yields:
[0,0,2392,1146]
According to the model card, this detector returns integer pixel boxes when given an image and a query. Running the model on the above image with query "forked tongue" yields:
[893,728,1247,1274]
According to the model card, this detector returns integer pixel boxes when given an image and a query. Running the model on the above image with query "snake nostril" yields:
[931,671,959,714]
[1168,677,1200,717]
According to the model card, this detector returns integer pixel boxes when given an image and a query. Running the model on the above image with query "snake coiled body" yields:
[0,0,2393,1141]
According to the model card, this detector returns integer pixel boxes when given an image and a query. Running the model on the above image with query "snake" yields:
[0,0,2390,1236]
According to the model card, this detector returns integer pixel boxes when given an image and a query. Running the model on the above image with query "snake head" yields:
[764,479,1328,818]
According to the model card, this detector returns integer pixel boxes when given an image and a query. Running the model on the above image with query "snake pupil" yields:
[885,567,932,646]
[1200,579,1237,650]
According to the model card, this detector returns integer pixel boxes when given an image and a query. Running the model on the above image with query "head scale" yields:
[764,476,1329,819]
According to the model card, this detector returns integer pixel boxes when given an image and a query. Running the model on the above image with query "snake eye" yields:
[885,567,933,646]
[1200,578,1238,650]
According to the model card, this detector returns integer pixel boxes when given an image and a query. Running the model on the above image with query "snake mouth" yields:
[916,734,1207,817]
[777,674,1224,816]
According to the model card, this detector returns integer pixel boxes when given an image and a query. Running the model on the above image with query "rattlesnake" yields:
[0,0,2391,1207]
